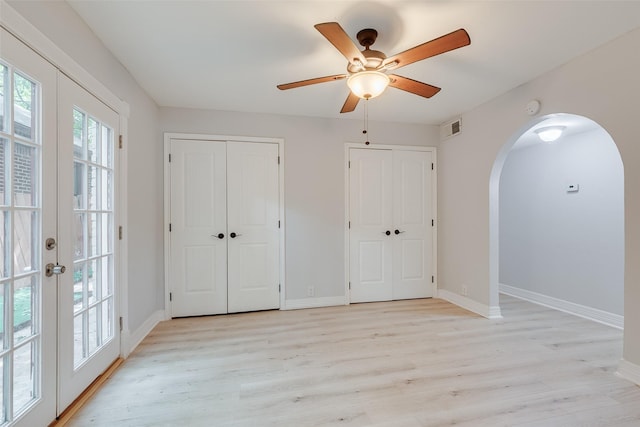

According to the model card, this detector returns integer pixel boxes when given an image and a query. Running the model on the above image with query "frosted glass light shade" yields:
[535,126,566,142]
[347,71,390,99]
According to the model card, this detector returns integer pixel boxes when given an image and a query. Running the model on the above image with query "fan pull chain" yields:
[363,99,370,145]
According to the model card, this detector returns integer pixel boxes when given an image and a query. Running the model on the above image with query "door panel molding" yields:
[164,133,285,319]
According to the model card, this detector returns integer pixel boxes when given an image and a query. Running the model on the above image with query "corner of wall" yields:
[437,289,502,319]
[617,359,640,386]
[121,309,165,358]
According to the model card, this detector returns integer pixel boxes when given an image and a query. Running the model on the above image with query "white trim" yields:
[500,283,623,329]
[118,119,130,352]
[0,0,129,116]
[163,135,172,319]
[284,296,347,310]
[121,310,164,357]
[617,359,640,386]
[163,133,286,318]
[344,143,438,303]
[437,289,503,319]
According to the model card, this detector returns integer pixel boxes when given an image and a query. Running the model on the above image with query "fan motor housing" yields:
[348,49,386,72]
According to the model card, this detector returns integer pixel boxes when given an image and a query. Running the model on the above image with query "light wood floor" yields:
[66,295,640,426]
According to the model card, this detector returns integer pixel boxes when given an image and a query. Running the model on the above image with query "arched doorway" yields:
[489,113,624,323]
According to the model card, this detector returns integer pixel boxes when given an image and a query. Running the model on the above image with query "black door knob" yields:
[394,229,405,235]
[385,230,391,236]
[217,233,224,239]
[230,232,237,238]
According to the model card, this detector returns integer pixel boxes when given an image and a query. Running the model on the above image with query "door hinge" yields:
[279,284,281,293]
[431,276,434,283]
[169,223,172,232]
[119,316,123,331]
[348,221,351,229]
[169,292,172,301]
[348,160,351,168]
[431,162,434,170]
[432,219,434,227]
[119,135,123,149]
[349,282,351,290]
[118,226,123,240]
[278,220,281,229]
[168,153,172,162]
[277,156,280,165]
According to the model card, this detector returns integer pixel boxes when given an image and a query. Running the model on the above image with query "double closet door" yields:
[169,139,280,317]
[349,147,435,303]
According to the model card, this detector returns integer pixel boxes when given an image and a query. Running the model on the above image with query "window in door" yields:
[0,60,43,422]
[71,107,114,368]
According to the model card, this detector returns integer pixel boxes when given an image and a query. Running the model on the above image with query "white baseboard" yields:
[121,309,165,358]
[437,289,502,319]
[500,283,623,329]
[283,296,347,310]
[617,359,640,386]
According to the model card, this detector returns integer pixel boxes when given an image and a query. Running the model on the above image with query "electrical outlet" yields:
[461,285,468,296]
[307,286,315,297]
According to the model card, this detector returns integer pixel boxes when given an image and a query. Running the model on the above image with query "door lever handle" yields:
[230,232,242,238]
[212,233,225,239]
[394,229,405,235]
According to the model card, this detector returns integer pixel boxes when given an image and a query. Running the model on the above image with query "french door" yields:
[169,139,280,317]
[349,147,434,302]
[0,28,120,425]
[57,73,120,413]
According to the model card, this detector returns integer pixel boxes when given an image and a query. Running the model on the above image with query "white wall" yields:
[499,126,624,315]
[160,108,438,301]
[7,1,164,333]
[438,27,640,369]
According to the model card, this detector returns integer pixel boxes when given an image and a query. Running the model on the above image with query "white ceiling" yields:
[67,1,640,125]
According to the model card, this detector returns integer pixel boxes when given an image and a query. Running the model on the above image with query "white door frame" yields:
[344,143,437,302]
[163,133,286,319]
[1,1,130,421]
[0,2,130,356]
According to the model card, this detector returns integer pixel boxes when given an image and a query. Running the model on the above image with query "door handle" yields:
[212,233,225,239]
[383,230,391,236]
[230,232,242,238]
[394,229,405,235]
[45,263,66,277]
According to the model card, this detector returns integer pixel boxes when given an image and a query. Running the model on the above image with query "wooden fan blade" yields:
[277,74,347,90]
[315,22,366,65]
[340,92,360,113]
[388,75,441,98]
[382,29,470,70]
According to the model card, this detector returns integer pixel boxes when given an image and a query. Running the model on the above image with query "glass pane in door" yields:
[71,107,114,368]
[0,63,43,422]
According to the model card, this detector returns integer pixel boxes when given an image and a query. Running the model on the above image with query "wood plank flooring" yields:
[66,295,640,426]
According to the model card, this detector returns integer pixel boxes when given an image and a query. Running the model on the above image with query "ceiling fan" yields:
[277,22,471,113]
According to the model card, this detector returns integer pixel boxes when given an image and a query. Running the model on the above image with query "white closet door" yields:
[349,148,393,302]
[227,142,280,313]
[392,150,433,299]
[170,140,228,317]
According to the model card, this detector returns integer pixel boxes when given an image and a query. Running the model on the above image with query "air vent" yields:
[441,117,462,140]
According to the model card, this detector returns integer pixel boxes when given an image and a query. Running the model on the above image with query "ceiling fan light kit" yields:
[277,22,471,113]
[347,71,390,99]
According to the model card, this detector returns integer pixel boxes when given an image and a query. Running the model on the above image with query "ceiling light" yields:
[535,126,566,142]
[347,71,390,100]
